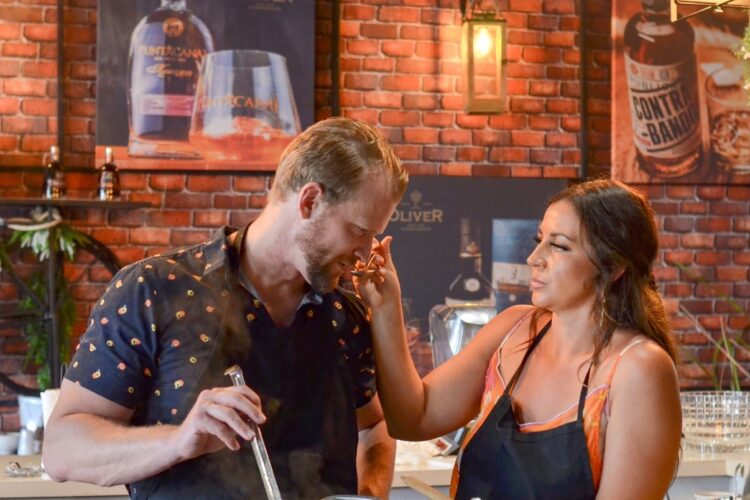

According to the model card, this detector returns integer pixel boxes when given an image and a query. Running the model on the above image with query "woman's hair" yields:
[271,117,408,205]
[530,178,676,364]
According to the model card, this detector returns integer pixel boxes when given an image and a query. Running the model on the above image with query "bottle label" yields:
[464,278,480,293]
[624,55,701,159]
[136,93,194,116]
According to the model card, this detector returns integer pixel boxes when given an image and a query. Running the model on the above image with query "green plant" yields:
[676,264,750,391]
[2,209,87,390]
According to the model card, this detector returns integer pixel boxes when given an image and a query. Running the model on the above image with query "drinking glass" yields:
[189,50,301,163]
[705,66,750,173]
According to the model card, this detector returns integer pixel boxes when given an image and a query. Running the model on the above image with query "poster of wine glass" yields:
[95,0,314,171]
[612,0,750,184]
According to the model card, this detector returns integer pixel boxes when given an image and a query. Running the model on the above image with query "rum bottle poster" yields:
[96,0,314,171]
[612,0,750,184]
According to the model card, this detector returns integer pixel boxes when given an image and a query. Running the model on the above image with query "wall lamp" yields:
[461,0,507,114]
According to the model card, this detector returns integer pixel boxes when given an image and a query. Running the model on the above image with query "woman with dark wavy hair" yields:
[358,178,681,499]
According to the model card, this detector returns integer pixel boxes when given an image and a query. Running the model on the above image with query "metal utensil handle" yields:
[226,365,282,500]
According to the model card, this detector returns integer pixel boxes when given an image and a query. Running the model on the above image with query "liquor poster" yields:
[387,176,565,372]
[95,0,314,171]
[612,1,750,184]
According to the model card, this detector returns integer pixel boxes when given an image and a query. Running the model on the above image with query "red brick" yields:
[510,97,545,113]
[421,9,457,25]
[511,165,544,177]
[187,175,230,193]
[400,25,435,40]
[695,251,730,266]
[380,110,420,127]
[439,163,472,176]
[382,40,415,57]
[415,41,457,59]
[343,5,375,20]
[22,60,57,78]
[234,177,268,193]
[129,228,170,246]
[404,128,438,144]
[0,98,19,115]
[392,145,421,161]
[424,146,455,162]
[346,40,379,55]
[422,75,454,93]
[681,233,715,249]
[728,186,750,200]
[339,20,360,38]
[381,75,420,92]
[547,99,578,113]
[544,31,576,47]
[736,217,750,232]
[66,26,95,44]
[194,211,228,228]
[403,94,439,110]
[0,23,21,39]
[718,236,748,250]
[423,112,453,127]
[345,73,379,90]
[529,116,559,130]
[491,148,529,163]
[456,147,486,162]
[363,92,402,108]
[474,130,510,146]
[164,193,211,209]
[1,116,47,133]
[23,24,56,41]
[0,134,18,150]
[546,133,576,147]
[663,216,695,233]
[146,175,185,192]
[530,149,561,164]
[379,6,421,23]
[20,135,55,152]
[362,58,394,72]
[361,23,398,39]
[0,6,43,22]
[344,109,378,124]
[2,42,38,58]
[529,81,559,96]
[3,78,47,97]
[0,60,20,77]
[21,98,56,116]
[680,202,708,215]
[696,186,726,200]
[147,211,191,228]
[717,267,748,281]
[90,228,128,246]
[214,195,248,209]
[396,58,438,75]
[439,129,471,144]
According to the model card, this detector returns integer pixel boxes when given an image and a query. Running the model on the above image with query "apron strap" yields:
[576,360,594,423]
[503,320,552,397]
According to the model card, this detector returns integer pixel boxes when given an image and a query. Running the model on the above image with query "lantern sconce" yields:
[461,0,507,114]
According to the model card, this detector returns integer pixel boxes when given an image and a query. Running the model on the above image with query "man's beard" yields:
[296,218,346,293]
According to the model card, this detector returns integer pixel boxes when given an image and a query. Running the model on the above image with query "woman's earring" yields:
[599,294,607,328]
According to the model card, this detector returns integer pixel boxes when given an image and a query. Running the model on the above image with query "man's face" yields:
[295,177,399,293]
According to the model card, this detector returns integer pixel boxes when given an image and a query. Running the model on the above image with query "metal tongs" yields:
[225,364,282,500]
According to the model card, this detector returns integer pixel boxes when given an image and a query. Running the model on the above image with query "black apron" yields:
[455,321,597,500]
[130,225,360,499]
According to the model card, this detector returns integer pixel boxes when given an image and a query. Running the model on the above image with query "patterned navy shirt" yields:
[65,226,377,426]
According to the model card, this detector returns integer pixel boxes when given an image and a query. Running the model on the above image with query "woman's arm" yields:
[358,237,532,441]
[596,341,682,499]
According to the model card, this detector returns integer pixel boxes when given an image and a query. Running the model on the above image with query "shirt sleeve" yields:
[65,262,160,409]
[335,291,376,409]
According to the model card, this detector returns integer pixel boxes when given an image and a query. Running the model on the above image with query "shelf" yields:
[0,198,151,210]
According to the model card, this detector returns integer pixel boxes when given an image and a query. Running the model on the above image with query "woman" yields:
[358,179,681,499]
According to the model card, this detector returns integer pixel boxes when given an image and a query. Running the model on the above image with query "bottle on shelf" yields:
[127,0,214,158]
[97,147,121,201]
[42,145,65,199]
[445,217,496,307]
[623,0,702,178]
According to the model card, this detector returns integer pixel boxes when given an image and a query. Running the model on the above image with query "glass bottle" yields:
[623,0,702,178]
[446,218,496,307]
[42,145,65,199]
[97,147,120,201]
[127,0,214,158]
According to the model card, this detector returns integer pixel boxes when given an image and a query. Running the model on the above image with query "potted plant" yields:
[677,265,750,454]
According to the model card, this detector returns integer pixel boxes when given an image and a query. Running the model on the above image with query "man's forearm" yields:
[356,419,396,498]
[43,413,181,487]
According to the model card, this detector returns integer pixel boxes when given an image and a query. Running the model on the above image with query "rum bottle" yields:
[42,145,65,199]
[127,0,214,158]
[446,218,496,307]
[623,0,702,178]
[97,147,120,201]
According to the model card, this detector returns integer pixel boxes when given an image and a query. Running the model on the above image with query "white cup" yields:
[40,389,60,428]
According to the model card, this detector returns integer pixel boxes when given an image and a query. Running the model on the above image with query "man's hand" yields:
[173,384,266,461]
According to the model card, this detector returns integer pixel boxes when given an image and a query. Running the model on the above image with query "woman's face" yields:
[526,200,599,314]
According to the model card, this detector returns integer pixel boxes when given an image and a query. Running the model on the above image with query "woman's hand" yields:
[353,236,402,312]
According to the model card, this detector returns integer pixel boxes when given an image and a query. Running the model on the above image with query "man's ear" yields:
[297,182,325,219]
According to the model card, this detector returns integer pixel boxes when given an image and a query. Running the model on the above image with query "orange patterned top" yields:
[451,313,647,495]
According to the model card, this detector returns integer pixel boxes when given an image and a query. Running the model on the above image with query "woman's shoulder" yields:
[473,305,538,349]
[608,330,678,395]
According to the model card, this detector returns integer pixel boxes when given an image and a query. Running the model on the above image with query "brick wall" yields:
[0,0,747,430]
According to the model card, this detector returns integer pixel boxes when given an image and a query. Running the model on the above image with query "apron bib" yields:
[455,321,596,500]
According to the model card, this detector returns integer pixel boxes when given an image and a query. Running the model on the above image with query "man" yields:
[43,117,408,499]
